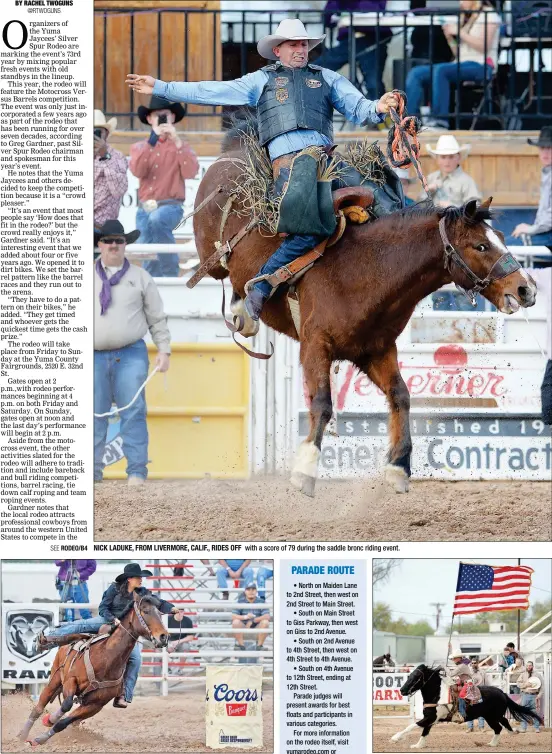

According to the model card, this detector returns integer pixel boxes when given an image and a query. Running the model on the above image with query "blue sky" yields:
[373,559,551,629]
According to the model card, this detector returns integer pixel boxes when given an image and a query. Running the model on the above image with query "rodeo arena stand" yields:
[94,0,552,485]
[372,614,552,728]
[1,561,273,697]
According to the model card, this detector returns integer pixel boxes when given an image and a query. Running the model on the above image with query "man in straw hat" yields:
[129,95,199,278]
[94,110,128,229]
[126,18,399,321]
[512,126,552,249]
[422,134,481,208]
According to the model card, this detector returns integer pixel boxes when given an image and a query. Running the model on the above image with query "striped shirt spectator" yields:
[94,110,128,228]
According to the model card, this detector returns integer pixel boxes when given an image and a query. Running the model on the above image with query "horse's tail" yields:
[503,695,543,725]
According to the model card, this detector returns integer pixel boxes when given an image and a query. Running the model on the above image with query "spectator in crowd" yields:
[498,646,514,673]
[167,613,196,653]
[422,134,481,207]
[94,219,171,486]
[231,583,271,653]
[55,560,97,621]
[94,110,128,231]
[129,96,199,278]
[315,1,392,102]
[505,641,522,663]
[256,565,273,602]
[507,656,525,694]
[373,652,395,670]
[512,126,552,250]
[423,134,486,311]
[466,659,485,732]
[406,0,501,129]
[524,268,551,425]
[395,167,415,205]
[518,660,542,733]
[217,559,254,599]
[409,0,457,68]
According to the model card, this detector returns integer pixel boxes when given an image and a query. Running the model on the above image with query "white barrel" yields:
[205,665,263,749]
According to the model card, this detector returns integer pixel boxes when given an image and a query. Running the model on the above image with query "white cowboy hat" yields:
[448,652,463,660]
[257,19,325,61]
[427,134,471,157]
[94,109,117,134]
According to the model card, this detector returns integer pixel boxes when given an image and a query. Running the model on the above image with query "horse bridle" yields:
[438,217,521,306]
[116,598,155,643]
[404,666,443,701]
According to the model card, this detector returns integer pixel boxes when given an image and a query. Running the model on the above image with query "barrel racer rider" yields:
[126,18,399,322]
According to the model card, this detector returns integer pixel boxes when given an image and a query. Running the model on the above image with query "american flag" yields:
[453,563,534,616]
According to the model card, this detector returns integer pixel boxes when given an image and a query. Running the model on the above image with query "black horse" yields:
[390,664,543,749]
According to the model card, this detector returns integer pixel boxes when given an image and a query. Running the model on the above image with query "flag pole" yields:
[517,558,521,651]
[446,613,455,665]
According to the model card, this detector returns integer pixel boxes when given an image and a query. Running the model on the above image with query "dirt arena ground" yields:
[1,688,273,753]
[374,716,552,752]
[94,477,551,541]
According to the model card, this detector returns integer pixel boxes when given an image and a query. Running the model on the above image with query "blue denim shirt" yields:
[152,68,383,160]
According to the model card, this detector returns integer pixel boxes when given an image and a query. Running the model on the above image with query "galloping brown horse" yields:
[194,127,537,497]
[18,595,168,746]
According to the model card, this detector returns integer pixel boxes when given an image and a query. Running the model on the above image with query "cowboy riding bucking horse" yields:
[126,18,400,322]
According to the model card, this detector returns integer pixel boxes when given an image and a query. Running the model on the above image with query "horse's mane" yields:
[373,200,494,231]
[221,109,258,153]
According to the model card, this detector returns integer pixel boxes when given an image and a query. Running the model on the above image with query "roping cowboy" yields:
[126,18,399,321]
[38,563,185,708]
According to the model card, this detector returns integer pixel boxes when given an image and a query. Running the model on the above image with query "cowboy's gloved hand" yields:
[126,74,156,95]
[113,618,121,626]
[377,92,399,114]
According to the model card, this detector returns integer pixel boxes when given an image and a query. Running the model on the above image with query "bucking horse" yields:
[391,664,543,748]
[18,594,169,746]
[192,119,537,497]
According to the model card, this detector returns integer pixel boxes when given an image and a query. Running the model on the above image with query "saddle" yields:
[261,186,374,291]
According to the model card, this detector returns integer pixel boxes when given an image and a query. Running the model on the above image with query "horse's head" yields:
[440,198,537,313]
[130,594,169,648]
[400,664,442,698]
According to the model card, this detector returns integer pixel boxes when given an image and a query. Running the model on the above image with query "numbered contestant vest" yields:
[257,63,334,147]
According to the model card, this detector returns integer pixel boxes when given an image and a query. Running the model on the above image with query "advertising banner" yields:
[298,344,551,480]
[2,603,58,684]
[372,673,409,705]
[205,665,263,749]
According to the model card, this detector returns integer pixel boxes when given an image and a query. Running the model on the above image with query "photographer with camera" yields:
[55,560,97,622]
[94,110,128,230]
[129,95,199,278]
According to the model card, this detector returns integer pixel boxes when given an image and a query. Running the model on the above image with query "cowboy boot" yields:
[244,288,267,321]
[113,696,128,708]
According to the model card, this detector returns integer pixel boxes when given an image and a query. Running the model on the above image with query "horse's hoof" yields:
[384,464,410,493]
[25,741,39,748]
[290,471,316,497]
[41,714,53,728]
[390,733,402,742]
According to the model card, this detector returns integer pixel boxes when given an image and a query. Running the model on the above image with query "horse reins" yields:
[114,598,155,644]
[438,218,521,305]
[405,666,443,706]
[387,90,429,194]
